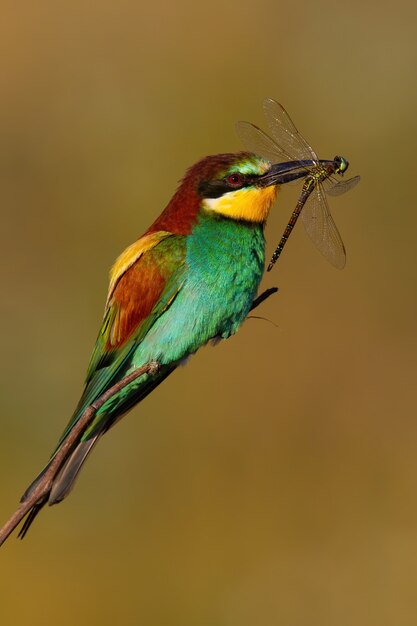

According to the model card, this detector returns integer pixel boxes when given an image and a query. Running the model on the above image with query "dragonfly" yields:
[236,98,360,270]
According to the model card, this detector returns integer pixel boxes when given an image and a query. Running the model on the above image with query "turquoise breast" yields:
[133,210,266,367]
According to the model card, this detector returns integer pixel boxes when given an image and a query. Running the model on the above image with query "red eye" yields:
[226,173,243,187]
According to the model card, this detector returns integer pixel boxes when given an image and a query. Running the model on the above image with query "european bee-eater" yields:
[7,151,311,540]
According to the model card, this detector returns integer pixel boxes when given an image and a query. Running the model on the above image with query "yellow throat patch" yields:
[202,185,278,223]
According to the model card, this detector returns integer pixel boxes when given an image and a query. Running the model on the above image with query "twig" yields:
[250,286,278,312]
[0,361,160,547]
[0,289,277,548]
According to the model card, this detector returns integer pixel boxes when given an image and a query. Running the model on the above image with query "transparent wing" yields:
[235,120,318,180]
[301,184,346,269]
[326,174,361,197]
[263,98,319,163]
[235,121,291,163]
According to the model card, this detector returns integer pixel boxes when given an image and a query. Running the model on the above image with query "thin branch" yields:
[0,289,278,548]
[0,361,160,548]
[250,286,278,312]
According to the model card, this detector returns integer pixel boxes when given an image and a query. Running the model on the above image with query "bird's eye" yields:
[226,173,244,187]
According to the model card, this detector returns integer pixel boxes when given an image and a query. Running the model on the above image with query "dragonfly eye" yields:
[334,155,349,175]
[225,173,244,187]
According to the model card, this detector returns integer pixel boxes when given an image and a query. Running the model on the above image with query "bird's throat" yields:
[202,185,278,223]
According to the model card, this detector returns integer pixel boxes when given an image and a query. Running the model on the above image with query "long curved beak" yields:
[257,159,332,188]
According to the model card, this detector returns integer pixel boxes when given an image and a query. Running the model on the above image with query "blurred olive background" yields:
[1,1,416,624]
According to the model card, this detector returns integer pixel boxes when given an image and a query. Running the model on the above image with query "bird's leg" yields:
[0,361,161,547]
[250,287,278,312]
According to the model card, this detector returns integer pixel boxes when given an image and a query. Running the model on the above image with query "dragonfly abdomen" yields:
[267,175,315,271]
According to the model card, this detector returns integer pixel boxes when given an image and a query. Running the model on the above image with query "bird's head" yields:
[197,152,282,223]
[147,152,306,236]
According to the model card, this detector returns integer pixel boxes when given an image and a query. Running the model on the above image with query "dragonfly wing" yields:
[235,120,291,163]
[236,120,318,182]
[326,174,361,197]
[263,98,319,162]
[301,184,346,269]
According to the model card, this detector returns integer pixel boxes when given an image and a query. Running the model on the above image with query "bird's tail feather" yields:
[17,500,47,539]
[17,437,99,538]
[17,362,178,538]
[48,438,99,504]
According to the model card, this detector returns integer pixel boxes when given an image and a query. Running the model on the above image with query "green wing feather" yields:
[21,233,187,505]
[58,232,187,445]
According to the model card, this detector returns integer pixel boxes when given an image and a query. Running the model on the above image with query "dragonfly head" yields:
[334,156,349,176]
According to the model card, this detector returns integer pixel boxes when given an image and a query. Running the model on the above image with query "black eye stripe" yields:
[198,179,231,198]
[198,174,258,198]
